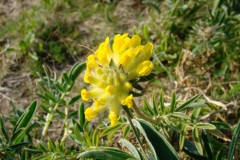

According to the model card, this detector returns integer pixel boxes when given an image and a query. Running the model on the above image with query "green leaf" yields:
[142,24,149,41]
[69,63,86,81]
[55,82,65,92]
[101,124,124,137]
[159,90,165,114]
[212,0,220,15]
[44,92,57,103]
[192,127,203,155]
[78,103,85,128]
[170,112,189,120]
[228,119,240,160]
[12,101,37,143]
[119,139,142,160]
[170,91,176,112]
[152,93,158,115]
[77,147,136,160]
[70,124,84,144]
[183,139,207,160]
[123,124,130,138]
[194,123,216,130]
[179,123,187,150]
[56,110,65,118]
[138,73,155,82]
[69,110,78,117]
[68,95,81,105]
[176,94,201,112]
[33,155,49,160]
[211,121,232,130]
[201,131,213,160]
[62,72,72,85]
[42,65,52,87]
[130,91,143,97]
[104,5,113,23]
[92,129,99,147]
[132,82,144,91]
[0,115,9,141]
[14,101,37,131]
[20,149,27,160]
[37,94,50,103]
[143,97,155,116]
[216,148,225,160]
[133,119,180,160]
[47,139,56,152]
[25,148,43,154]
[191,108,201,122]
[38,142,48,152]
[207,129,231,142]
[40,105,50,113]
[8,142,29,150]
[187,102,208,109]
[143,0,160,14]
[11,128,24,143]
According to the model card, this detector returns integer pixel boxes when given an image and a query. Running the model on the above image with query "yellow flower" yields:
[86,55,97,68]
[81,89,90,101]
[82,34,154,126]
[137,60,154,76]
[108,111,119,126]
[121,94,133,108]
[85,108,97,121]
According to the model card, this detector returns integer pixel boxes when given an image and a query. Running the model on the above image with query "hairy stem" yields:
[61,106,69,143]
[123,106,148,160]
[42,93,66,137]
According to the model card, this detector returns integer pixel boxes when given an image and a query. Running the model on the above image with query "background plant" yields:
[0,0,239,159]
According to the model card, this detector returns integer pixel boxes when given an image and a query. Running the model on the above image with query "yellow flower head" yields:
[81,34,154,126]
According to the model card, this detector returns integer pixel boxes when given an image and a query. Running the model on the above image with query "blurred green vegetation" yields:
[1,0,239,86]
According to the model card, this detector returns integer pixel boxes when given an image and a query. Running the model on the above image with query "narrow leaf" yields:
[170,91,176,112]
[179,123,187,150]
[69,63,86,81]
[192,127,203,155]
[0,115,9,141]
[123,125,130,138]
[68,95,81,105]
[78,103,85,127]
[138,73,155,82]
[176,94,201,112]
[133,119,180,160]
[201,131,213,159]
[170,112,189,120]
[195,123,216,130]
[119,139,141,160]
[8,142,29,150]
[101,124,124,137]
[12,101,37,144]
[152,93,158,115]
[13,101,37,133]
[44,92,57,103]
[159,90,165,114]
[77,147,136,160]
[228,119,240,160]
[183,139,207,160]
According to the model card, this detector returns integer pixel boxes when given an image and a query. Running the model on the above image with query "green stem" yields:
[42,93,66,137]
[61,106,69,143]
[123,106,148,160]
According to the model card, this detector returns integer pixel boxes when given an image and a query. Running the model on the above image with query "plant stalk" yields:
[61,106,69,143]
[42,93,66,137]
[123,106,148,160]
